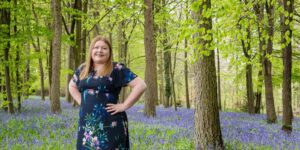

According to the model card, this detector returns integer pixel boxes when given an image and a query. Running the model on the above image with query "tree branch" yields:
[86,4,119,36]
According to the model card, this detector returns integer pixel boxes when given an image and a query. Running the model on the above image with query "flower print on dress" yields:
[73,74,78,82]
[105,93,115,101]
[111,121,117,128]
[93,104,109,120]
[122,121,128,136]
[88,89,95,95]
[114,63,123,70]
[82,131,101,149]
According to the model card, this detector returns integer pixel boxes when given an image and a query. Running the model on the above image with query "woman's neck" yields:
[93,63,105,71]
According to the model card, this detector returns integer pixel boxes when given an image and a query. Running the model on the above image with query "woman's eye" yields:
[94,46,100,49]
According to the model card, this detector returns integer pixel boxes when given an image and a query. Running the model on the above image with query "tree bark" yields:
[118,20,127,103]
[81,0,88,62]
[161,16,172,108]
[280,0,294,133]
[50,0,62,113]
[217,48,221,110]
[264,0,277,123]
[1,0,14,114]
[66,0,81,105]
[14,0,21,112]
[253,1,264,114]
[32,4,45,101]
[24,44,31,98]
[144,0,157,117]
[245,63,255,114]
[184,39,190,109]
[241,25,255,114]
[192,0,224,149]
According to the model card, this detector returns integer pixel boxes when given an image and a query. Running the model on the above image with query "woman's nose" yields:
[96,47,103,52]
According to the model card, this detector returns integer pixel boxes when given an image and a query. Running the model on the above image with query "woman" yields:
[68,35,147,150]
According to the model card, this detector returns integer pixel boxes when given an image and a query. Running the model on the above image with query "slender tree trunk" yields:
[32,4,45,101]
[158,49,164,105]
[159,0,172,108]
[74,0,82,107]
[162,32,172,108]
[144,0,157,117]
[184,39,190,109]
[118,20,127,103]
[280,0,294,133]
[66,0,81,105]
[171,39,179,111]
[66,18,75,104]
[241,25,255,114]
[253,1,264,114]
[192,0,224,149]
[47,19,53,99]
[81,0,88,62]
[264,0,277,123]
[13,0,21,112]
[239,0,255,114]
[50,0,62,113]
[216,48,221,110]
[245,63,255,114]
[24,44,31,98]
[1,0,14,114]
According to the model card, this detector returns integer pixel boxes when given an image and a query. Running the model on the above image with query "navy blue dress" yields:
[72,62,137,150]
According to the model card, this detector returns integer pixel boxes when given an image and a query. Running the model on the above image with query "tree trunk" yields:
[171,38,179,111]
[32,4,45,101]
[1,0,14,114]
[81,0,88,62]
[66,0,81,105]
[161,27,172,108]
[14,0,21,112]
[47,20,53,99]
[50,0,62,113]
[184,39,190,109]
[253,1,264,114]
[159,49,164,105]
[74,0,82,107]
[241,24,255,114]
[118,20,127,103]
[245,63,255,114]
[217,48,221,110]
[75,0,82,64]
[264,0,277,123]
[24,44,31,98]
[144,0,157,117]
[192,0,224,149]
[280,0,294,133]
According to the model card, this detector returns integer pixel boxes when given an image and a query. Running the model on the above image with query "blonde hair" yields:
[79,35,113,80]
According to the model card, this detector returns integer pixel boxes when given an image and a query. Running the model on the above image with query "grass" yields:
[0,96,300,150]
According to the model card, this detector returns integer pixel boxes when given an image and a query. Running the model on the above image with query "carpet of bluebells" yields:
[0,97,300,150]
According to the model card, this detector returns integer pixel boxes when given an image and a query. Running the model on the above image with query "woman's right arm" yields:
[68,80,81,105]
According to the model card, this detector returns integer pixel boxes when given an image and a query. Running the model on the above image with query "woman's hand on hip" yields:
[105,103,127,115]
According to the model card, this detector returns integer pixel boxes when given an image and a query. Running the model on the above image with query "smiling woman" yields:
[68,35,147,150]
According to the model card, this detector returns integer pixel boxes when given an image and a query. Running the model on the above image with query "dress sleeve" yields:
[72,66,81,87]
[115,63,138,87]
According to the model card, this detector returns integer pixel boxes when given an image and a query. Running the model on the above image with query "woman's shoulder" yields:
[77,63,86,71]
[112,61,127,70]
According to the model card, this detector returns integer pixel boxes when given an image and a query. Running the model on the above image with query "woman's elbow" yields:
[141,81,147,91]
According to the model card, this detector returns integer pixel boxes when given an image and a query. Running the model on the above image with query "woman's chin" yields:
[93,59,108,64]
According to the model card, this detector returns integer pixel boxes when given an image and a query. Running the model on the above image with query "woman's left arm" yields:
[106,77,147,115]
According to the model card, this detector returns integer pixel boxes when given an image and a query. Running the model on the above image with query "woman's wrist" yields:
[122,102,131,111]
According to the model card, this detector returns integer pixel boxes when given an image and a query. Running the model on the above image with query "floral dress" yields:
[72,62,137,150]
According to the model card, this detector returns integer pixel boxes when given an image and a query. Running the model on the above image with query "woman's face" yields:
[91,40,110,64]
